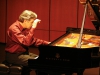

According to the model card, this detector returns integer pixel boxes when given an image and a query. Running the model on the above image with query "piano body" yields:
[28,27,100,75]
[28,0,100,75]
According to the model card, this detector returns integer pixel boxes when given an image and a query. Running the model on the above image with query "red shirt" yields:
[5,20,49,53]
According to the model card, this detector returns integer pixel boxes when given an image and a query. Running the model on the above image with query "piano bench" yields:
[9,65,22,75]
[0,63,9,75]
[0,63,23,75]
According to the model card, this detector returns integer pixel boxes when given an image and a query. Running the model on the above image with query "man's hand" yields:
[32,19,41,28]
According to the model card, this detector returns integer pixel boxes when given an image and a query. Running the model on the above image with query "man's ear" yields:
[24,19,27,22]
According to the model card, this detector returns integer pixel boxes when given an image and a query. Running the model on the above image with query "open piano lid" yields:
[79,0,100,30]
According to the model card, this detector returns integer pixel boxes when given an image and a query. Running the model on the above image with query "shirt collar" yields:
[16,20,24,31]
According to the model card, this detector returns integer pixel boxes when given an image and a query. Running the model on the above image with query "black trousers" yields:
[5,51,39,75]
[5,51,38,66]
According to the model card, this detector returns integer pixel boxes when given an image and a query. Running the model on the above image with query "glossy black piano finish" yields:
[28,47,99,74]
[28,27,100,75]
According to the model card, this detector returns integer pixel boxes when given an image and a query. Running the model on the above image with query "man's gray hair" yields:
[19,10,37,22]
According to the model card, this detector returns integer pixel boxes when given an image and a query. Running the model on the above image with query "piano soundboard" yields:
[53,33,100,48]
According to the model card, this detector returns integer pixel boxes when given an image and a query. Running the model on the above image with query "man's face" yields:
[24,19,34,29]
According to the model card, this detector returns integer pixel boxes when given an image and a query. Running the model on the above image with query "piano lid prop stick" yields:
[77,0,89,48]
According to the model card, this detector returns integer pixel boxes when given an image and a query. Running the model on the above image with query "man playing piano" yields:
[5,10,50,75]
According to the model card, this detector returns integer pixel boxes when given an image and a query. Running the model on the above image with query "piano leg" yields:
[48,73,73,75]
[35,70,73,75]
[49,73,70,75]
[35,70,49,75]
[77,69,85,75]
[49,74,65,75]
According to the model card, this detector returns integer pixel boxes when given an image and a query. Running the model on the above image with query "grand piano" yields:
[28,0,100,75]
[28,27,100,75]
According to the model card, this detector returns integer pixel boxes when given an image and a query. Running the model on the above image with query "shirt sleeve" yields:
[33,38,49,47]
[8,25,49,46]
